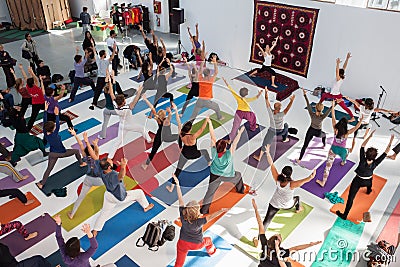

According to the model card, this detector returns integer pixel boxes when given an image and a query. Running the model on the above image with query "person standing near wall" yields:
[106,30,120,76]
[80,7,91,35]
[21,33,40,74]
[0,44,16,88]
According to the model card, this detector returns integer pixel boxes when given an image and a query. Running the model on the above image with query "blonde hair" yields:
[156,110,166,122]
[182,201,200,224]
[315,103,324,114]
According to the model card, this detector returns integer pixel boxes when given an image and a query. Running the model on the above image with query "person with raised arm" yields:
[11,64,32,117]
[253,88,294,161]
[316,101,363,187]
[98,71,118,139]
[26,66,45,131]
[336,131,395,220]
[180,58,200,117]
[153,57,174,108]
[172,174,222,267]
[251,198,321,267]
[249,36,279,88]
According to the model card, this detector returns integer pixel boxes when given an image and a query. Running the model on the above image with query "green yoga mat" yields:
[191,111,233,138]
[54,176,137,231]
[311,217,365,267]
[177,79,220,94]
[236,202,313,260]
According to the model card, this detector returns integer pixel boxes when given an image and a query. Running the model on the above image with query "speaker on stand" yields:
[170,8,184,34]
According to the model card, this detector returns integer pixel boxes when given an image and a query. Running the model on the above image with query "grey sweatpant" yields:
[189,98,223,122]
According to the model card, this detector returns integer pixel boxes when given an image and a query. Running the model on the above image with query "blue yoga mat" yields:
[115,255,140,267]
[80,197,165,260]
[46,118,101,148]
[46,250,67,267]
[130,73,186,86]
[170,99,208,126]
[151,157,210,206]
[145,94,187,117]
[131,95,169,114]
[222,121,266,149]
[129,70,156,83]
[234,73,288,92]
[308,102,359,126]
[59,89,94,110]
[167,231,232,267]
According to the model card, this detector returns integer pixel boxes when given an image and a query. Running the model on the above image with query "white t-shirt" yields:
[97,57,110,78]
[331,79,344,95]
[269,182,295,209]
[360,105,374,124]
[106,37,118,53]
[115,105,134,128]
[264,53,272,66]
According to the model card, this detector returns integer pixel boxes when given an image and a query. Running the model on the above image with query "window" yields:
[312,0,400,11]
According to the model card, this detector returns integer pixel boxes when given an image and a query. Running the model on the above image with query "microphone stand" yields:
[370,86,386,127]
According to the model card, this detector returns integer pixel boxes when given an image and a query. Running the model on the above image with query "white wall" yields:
[180,0,400,110]
[0,0,11,22]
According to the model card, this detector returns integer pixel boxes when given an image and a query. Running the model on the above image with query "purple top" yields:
[56,224,98,267]
[74,58,87,78]
[332,136,347,148]
[44,95,60,114]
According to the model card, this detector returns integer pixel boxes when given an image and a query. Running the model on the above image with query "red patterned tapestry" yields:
[250,0,319,77]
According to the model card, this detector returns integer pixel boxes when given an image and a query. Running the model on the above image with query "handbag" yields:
[22,50,31,60]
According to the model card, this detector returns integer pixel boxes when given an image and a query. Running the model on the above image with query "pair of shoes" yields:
[89,105,95,110]
[10,161,17,167]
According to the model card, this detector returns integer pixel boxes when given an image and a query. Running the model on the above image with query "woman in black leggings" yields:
[141,95,182,170]
[154,58,174,108]
[336,131,394,220]
[167,118,212,192]
[180,58,199,117]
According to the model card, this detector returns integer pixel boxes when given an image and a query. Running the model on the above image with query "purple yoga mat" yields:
[244,135,299,170]
[0,169,35,189]
[301,158,355,199]
[71,122,119,150]
[0,213,56,256]
[289,137,334,170]
[0,137,12,148]
[222,121,266,149]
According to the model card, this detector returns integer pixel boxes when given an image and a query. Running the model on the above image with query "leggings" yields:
[263,196,300,229]
[172,148,211,183]
[0,188,27,204]
[319,93,354,118]
[46,112,74,129]
[392,142,400,155]
[93,76,106,106]
[154,92,174,108]
[0,221,29,238]
[341,176,372,218]
[19,97,32,118]
[261,124,289,151]
[258,65,276,76]
[299,127,326,160]
[0,143,10,158]
[70,76,96,102]
[322,146,348,183]
[41,149,82,186]
[175,238,216,267]
[146,125,179,165]
[181,82,199,115]
[27,103,45,131]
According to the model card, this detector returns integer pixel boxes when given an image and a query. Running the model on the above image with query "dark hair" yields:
[25,32,31,39]
[27,77,34,88]
[84,145,95,157]
[74,55,82,63]
[216,139,228,153]
[239,87,248,97]
[277,166,293,183]
[110,30,116,36]
[366,147,378,161]
[181,121,193,136]
[115,94,125,106]
[45,87,54,97]
[339,68,345,79]
[99,158,111,170]
[364,98,374,110]
[83,7,88,12]
[335,118,348,138]
[266,235,281,255]
[44,121,56,133]
[99,50,106,58]
[65,237,80,258]
[157,46,163,55]
[38,59,44,65]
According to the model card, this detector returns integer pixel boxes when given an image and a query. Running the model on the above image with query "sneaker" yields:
[98,135,105,140]
[89,105,94,110]
[282,138,290,143]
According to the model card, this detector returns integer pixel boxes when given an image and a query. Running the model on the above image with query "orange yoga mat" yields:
[377,199,400,245]
[288,259,305,267]
[330,175,387,224]
[0,192,41,223]
[175,183,249,231]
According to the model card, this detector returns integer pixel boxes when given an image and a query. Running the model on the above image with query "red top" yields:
[198,76,215,99]
[27,85,45,104]
[18,86,31,99]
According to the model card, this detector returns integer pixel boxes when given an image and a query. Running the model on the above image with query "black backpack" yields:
[136,220,175,251]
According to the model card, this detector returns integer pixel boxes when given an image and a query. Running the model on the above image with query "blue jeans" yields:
[261,123,289,151]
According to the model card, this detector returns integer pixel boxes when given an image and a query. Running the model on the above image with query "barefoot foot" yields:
[166,184,175,192]
[252,154,261,161]
[144,203,154,212]
[21,175,29,180]
[141,164,148,170]
[348,117,356,123]
[24,199,35,206]
[316,180,326,187]
[296,206,304,213]
[36,182,43,189]
[271,83,278,88]
[80,162,87,167]
[25,232,38,240]
[67,211,74,220]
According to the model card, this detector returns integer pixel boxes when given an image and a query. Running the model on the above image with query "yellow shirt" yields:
[228,85,257,112]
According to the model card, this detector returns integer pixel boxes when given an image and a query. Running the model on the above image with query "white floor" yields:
[1,28,399,267]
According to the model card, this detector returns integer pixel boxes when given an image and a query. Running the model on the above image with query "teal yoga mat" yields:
[80,196,165,260]
[311,217,365,267]
[46,250,67,267]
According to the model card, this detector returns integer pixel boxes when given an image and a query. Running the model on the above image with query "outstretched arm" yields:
[165,59,174,80]
[283,94,295,115]
[117,158,127,181]
[129,85,144,110]
[211,55,218,79]
[28,67,39,86]
[252,199,265,235]
[265,146,279,182]
[303,88,313,115]
[342,52,351,71]
[172,175,184,207]
[208,118,216,147]
[289,241,322,253]
[18,64,28,82]
[160,38,166,57]
[361,129,374,148]
[335,58,341,81]
[142,94,157,117]
[187,26,193,39]
[193,118,209,139]
[173,103,182,132]
[83,132,99,160]
[290,169,316,189]
[195,23,199,40]
[347,116,363,136]
[343,96,360,109]
[269,36,279,52]
[230,126,245,154]
[385,134,395,154]
[138,25,147,40]
[331,101,337,129]
[264,88,272,109]
[69,128,86,157]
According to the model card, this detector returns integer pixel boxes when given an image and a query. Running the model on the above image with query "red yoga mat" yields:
[0,192,41,223]
[112,132,155,161]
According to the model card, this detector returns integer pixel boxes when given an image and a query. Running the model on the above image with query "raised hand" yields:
[120,158,128,167]
[83,132,89,143]
[54,106,59,116]
[171,102,177,110]
[81,223,91,235]
[290,94,295,101]
[44,101,49,111]
[166,106,171,113]
[336,58,341,64]
[68,128,76,136]
[92,138,99,146]
[54,214,62,225]
[346,52,352,59]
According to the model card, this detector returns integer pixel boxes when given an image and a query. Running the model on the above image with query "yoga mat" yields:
[151,157,210,206]
[330,175,387,224]
[71,122,119,150]
[308,102,359,126]
[25,150,48,166]
[129,70,156,83]
[53,118,101,145]
[288,137,334,170]
[0,192,40,223]
[46,250,67,267]
[175,183,249,231]
[167,231,232,267]
[244,135,299,171]
[176,78,220,95]
[234,73,288,92]
[116,255,140,267]
[41,162,88,196]
[311,217,365,267]
[221,121,266,149]
[80,197,165,260]
[145,94,187,117]
[97,88,136,109]
[191,111,234,138]
[170,98,207,126]
[236,202,313,260]
[131,95,158,114]
[0,213,56,257]
[377,199,400,246]
[0,137,12,148]
[133,178,159,195]
[129,73,186,85]
[58,89,94,110]
[0,169,35,189]
[54,176,137,232]
[301,158,355,199]
[30,110,78,135]
[126,144,180,184]
[112,132,155,161]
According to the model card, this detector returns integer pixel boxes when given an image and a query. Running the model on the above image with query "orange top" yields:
[198,76,215,99]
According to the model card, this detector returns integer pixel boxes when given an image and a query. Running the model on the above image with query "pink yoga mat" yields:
[71,122,119,150]
[0,169,35,189]
[301,158,355,199]
[0,213,56,256]
[244,136,299,171]
[377,199,400,245]
[0,137,12,148]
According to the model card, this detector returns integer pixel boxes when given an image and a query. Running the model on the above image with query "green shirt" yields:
[210,147,235,177]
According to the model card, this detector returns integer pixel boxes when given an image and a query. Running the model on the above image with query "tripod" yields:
[177,39,187,55]
[370,86,387,127]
